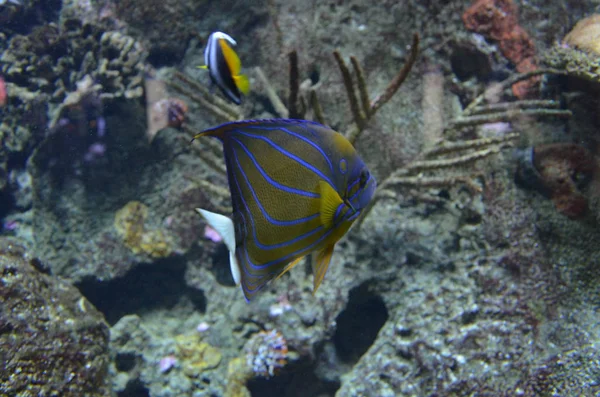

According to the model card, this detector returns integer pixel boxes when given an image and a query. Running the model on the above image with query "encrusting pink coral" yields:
[463,0,539,99]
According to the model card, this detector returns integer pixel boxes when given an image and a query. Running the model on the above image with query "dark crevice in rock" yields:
[76,256,206,325]
[117,379,150,397]
[0,0,63,36]
[248,355,340,397]
[209,243,236,286]
[0,190,14,220]
[333,282,389,364]
[115,352,137,372]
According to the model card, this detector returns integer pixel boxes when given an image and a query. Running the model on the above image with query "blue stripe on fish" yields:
[231,143,321,227]
[231,137,320,198]
[245,125,335,174]
[240,223,335,279]
[232,129,336,187]
[232,168,325,250]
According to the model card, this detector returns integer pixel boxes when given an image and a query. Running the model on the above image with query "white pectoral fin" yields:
[195,208,241,286]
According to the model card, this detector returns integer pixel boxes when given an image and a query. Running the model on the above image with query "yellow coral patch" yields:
[114,201,174,258]
[175,334,222,378]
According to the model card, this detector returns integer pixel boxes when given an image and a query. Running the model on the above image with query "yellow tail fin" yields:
[234,74,250,95]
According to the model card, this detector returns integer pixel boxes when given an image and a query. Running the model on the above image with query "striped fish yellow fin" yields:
[196,65,208,69]
[319,180,344,229]
[195,208,241,286]
[219,38,242,75]
[233,74,250,95]
[312,244,334,294]
[274,256,306,282]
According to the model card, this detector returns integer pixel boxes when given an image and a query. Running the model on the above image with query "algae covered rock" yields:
[542,14,600,84]
[0,238,111,397]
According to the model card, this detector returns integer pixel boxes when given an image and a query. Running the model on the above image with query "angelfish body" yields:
[198,31,250,105]
[193,119,376,301]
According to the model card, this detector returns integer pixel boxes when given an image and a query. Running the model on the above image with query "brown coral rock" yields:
[0,239,111,396]
[533,143,597,219]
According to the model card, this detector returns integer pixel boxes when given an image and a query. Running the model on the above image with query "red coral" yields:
[463,0,539,98]
[462,0,518,40]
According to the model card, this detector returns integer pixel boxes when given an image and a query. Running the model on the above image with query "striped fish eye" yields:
[359,169,369,188]
[339,159,348,174]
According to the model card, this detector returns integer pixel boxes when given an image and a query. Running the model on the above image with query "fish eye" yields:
[359,170,369,188]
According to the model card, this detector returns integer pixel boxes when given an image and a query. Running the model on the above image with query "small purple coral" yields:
[158,355,177,373]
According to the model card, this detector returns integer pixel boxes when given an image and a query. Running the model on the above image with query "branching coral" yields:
[334,33,420,145]
[167,30,574,233]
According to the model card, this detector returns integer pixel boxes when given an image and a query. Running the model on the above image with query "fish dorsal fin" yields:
[233,74,250,95]
[195,208,241,286]
[274,256,306,282]
[318,180,343,229]
[219,38,242,75]
[312,245,335,294]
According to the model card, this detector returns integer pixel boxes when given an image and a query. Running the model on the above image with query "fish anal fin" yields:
[234,74,250,95]
[195,208,241,286]
[312,244,335,294]
[318,180,343,229]
[274,256,306,282]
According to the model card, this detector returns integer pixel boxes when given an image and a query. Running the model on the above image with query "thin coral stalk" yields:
[288,50,300,118]
[370,33,420,114]
[350,55,371,118]
[404,146,508,173]
[423,133,519,157]
[449,108,572,130]
[469,100,560,115]
[334,50,366,129]
[255,66,289,118]
[169,72,242,121]
[463,68,566,116]
[309,89,325,125]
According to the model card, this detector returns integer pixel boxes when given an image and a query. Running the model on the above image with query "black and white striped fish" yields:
[198,31,250,105]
